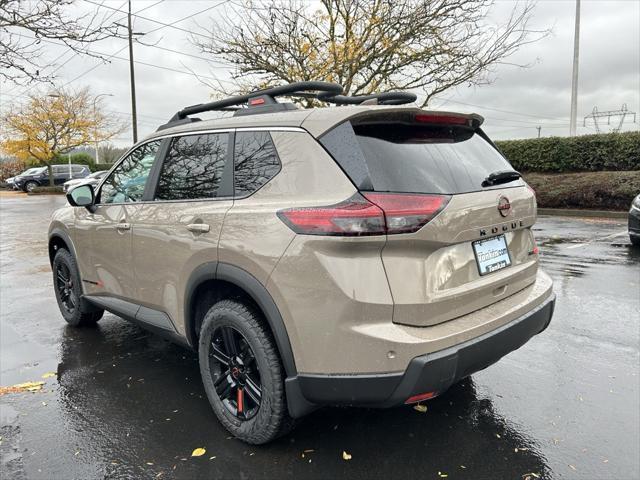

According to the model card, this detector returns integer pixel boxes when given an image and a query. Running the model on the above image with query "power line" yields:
[432,96,569,122]
[83,0,226,41]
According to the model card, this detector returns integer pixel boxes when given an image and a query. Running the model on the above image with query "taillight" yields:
[364,193,450,234]
[277,193,449,236]
[277,194,385,236]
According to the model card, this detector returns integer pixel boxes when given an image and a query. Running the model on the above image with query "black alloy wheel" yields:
[56,262,77,315]
[209,326,262,420]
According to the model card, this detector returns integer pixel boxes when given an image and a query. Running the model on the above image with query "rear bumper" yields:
[286,293,555,417]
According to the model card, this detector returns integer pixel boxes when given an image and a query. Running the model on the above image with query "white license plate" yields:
[472,234,512,276]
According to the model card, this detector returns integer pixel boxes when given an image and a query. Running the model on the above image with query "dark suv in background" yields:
[15,164,90,192]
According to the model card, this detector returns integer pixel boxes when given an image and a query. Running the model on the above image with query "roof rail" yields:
[157,81,418,131]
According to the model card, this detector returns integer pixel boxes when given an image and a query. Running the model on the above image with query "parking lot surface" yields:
[1,193,639,479]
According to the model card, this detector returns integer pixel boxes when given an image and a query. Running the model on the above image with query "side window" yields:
[72,166,83,173]
[99,140,161,204]
[154,133,229,201]
[52,166,63,174]
[234,131,281,197]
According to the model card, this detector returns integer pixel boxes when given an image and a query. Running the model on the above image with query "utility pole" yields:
[93,93,114,163]
[127,0,138,143]
[536,126,541,138]
[569,0,581,136]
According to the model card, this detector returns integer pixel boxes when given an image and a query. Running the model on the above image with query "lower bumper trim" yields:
[286,294,555,417]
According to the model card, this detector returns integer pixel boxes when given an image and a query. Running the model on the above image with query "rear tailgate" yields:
[382,187,537,326]
[319,109,539,326]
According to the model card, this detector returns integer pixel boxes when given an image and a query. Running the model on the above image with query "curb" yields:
[538,208,627,219]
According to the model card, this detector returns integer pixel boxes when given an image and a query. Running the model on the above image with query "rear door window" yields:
[321,121,522,194]
[233,131,281,197]
[155,133,229,201]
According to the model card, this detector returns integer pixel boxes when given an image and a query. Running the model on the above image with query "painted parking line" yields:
[565,230,628,249]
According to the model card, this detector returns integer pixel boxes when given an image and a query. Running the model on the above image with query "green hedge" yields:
[524,171,639,210]
[93,163,113,171]
[495,131,640,172]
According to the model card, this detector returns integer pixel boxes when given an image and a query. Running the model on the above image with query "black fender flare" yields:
[48,228,78,265]
[184,262,298,378]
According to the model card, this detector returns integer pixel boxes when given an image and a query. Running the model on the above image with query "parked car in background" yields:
[63,170,108,193]
[15,164,91,192]
[5,167,48,190]
[629,194,640,247]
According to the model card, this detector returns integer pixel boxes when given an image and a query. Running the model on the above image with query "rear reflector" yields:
[405,391,438,404]
[414,113,470,126]
[277,193,449,236]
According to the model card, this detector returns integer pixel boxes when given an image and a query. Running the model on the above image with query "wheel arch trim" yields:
[48,228,78,266]
[184,262,298,378]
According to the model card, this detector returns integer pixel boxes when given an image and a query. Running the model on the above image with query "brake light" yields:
[277,193,449,236]
[415,113,470,125]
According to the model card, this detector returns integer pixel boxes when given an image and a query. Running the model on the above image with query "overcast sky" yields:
[1,0,639,147]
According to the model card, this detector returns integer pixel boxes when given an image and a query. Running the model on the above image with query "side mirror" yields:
[67,184,96,211]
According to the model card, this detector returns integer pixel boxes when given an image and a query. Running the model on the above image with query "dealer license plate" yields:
[472,234,512,276]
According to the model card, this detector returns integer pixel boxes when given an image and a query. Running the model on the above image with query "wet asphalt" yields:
[0,192,638,480]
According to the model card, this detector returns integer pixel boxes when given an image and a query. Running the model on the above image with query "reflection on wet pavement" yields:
[1,197,639,479]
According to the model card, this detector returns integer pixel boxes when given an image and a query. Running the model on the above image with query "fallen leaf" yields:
[0,381,45,396]
[603,459,609,463]
[209,456,216,460]
[146,462,154,466]
[438,472,448,478]
[569,464,576,471]
[342,451,352,460]
[191,448,206,457]
[41,402,47,406]
[41,372,56,379]
[303,449,315,453]
[460,465,466,469]
[413,404,428,413]
[496,433,501,439]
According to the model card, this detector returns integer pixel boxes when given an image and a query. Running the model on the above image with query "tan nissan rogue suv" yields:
[48,82,555,444]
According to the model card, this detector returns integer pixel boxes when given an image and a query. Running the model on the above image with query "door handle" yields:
[116,222,131,231]
[186,223,210,233]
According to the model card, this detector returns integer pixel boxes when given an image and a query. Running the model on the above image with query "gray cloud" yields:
[1,0,638,145]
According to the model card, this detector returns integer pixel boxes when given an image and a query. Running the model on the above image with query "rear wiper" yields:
[482,170,521,187]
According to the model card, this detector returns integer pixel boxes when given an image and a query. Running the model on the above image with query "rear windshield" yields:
[320,121,523,194]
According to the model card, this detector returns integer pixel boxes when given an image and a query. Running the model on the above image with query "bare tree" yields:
[192,0,549,106]
[0,0,121,84]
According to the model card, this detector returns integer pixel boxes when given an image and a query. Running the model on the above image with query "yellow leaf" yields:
[42,372,57,379]
[413,404,427,413]
[342,451,352,460]
[0,381,45,395]
[191,448,206,457]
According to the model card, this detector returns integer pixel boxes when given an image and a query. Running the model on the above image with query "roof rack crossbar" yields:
[318,91,417,106]
[172,81,344,121]
[161,81,419,130]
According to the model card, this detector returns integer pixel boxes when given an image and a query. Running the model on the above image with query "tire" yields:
[24,181,38,193]
[198,299,293,444]
[52,248,103,327]
[631,235,640,247]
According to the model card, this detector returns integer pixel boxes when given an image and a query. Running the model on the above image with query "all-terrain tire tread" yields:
[199,299,294,444]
